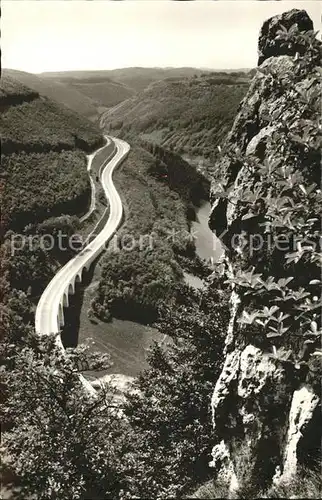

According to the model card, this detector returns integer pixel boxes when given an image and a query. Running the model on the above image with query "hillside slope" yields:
[102,67,216,92]
[1,75,104,233]
[41,67,214,93]
[101,72,250,175]
[40,67,216,110]
[2,68,101,118]
[66,79,134,108]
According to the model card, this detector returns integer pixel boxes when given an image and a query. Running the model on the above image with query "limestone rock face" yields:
[276,385,320,485]
[210,345,296,490]
[258,9,313,65]
[209,9,321,492]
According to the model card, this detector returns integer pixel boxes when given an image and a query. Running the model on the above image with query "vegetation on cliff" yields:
[2,9,321,500]
[211,13,321,378]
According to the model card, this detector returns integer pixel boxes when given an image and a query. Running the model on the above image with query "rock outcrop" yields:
[258,9,314,65]
[209,9,321,493]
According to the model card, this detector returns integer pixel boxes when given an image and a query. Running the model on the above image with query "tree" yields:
[1,333,132,500]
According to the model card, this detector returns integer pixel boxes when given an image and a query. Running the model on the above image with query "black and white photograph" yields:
[1,1,321,498]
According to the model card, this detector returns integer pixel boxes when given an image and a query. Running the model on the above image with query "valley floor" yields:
[62,144,219,383]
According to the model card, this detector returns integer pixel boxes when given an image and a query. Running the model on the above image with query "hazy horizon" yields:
[4,66,253,76]
[2,1,321,74]
[35,66,253,76]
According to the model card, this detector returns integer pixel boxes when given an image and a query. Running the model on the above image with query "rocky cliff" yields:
[208,10,321,495]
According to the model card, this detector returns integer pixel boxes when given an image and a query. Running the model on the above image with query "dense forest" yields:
[141,140,210,202]
[2,151,90,232]
[1,75,104,233]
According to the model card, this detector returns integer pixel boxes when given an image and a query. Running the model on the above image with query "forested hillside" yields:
[41,71,135,109]
[2,68,101,118]
[42,66,214,93]
[69,79,134,109]
[40,67,219,111]
[101,71,250,175]
[1,75,104,232]
[103,66,217,92]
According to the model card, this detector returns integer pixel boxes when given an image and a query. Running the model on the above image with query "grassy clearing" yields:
[71,81,134,108]
[77,274,162,378]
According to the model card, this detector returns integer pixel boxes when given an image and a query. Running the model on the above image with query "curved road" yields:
[79,135,111,223]
[35,138,130,342]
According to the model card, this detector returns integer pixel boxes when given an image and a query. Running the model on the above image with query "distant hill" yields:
[100,71,251,175]
[1,74,104,232]
[41,67,214,96]
[99,67,215,92]
[61,78,134,109]
[2,68,101,118]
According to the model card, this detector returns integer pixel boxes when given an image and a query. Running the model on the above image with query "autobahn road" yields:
[79,135,111,223]
[35,137,130,343]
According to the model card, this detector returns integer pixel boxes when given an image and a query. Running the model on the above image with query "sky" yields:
[2,1,321,73]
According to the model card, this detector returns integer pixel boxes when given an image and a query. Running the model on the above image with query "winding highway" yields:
[35,137,130,350]
[79,135,111,223]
